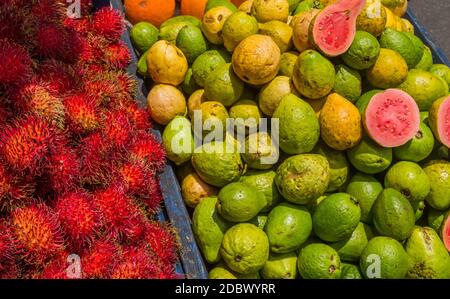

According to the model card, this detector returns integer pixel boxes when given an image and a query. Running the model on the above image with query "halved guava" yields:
[311,0,366,57]
[443,213,450,252]
[363,88,421,148]
[429,95,450,148]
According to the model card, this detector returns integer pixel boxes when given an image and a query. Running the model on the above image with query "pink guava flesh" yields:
[436,96,450,148]
[443,216,450,252]
[312,0,366,56]
[364,89,421,148]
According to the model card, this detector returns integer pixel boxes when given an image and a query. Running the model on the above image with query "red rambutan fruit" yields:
[82,77,121,106]
[102,110,133,148]
[37,59,79,96]
[12,80,66,129]
[140,173,163,214]
[31,0,65,23]
[10,204,64,265]
[144,222,178,265]
[82,239,119,279]
[0,6,25,42]
[47,146,82,193]
[0,115,60,174]
[55,190,98,250]
[92,7,125,41]
[119,102,152,132]
[0,222,14,271]
[111,245,158,279]
[0,39,33,86]
[63,16,90,35]
[128,131,166,171]
[35,23,81,63]
[34,251,79,279]
[111,71,137,97]
[0,162,35,211]
[0,261,20,279]
[93,186,146,241]
[115,161,149,195]
[102,41,131,69]
[78,133,112,185]
[64,94,101,134]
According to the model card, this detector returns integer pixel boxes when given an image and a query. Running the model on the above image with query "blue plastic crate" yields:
[93,0,448,280]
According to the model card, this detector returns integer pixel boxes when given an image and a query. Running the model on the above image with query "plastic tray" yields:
[93,0,449,280]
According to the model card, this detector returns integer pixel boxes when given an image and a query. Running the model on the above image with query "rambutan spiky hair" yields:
[119,101,152,132]
[0,6,26,43]
[31,0,65,23]
[140,173,163,214]
[93,185,146,241]
[64,93,101,134]
[82,238,119,279]
[47,146,82,193]
[92,7,125,41]
[0,39,33,86]
[10,204,64,265]
[0,162,35,211]
[55,190,99,250]
[35,23,81,63]
[127,131,166,172]
[102,41,131,69]
[111,245,158,279]
[102,110,134,148]
[37,59,79,96]
[144,222,178,265]
[12,80,66,129]
[78,133,112,186]
[0,222,15,272]
[0,115,61,174]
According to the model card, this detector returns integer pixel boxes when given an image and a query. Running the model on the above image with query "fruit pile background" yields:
[126,0,450,279]
[0,0,179,278]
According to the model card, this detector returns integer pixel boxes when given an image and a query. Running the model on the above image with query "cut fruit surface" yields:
[364,88,420,148]
[312,0,366,57]
[429,95,450,148]
[443,214,450,252]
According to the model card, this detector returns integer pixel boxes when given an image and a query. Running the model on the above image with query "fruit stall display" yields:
[122,0,450,279]
[0,1,180,278]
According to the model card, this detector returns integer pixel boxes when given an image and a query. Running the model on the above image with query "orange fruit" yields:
[181,0,208,19]
[124,0,176,27]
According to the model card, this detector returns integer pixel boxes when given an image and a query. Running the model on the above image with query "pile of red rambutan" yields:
[0,1,179,279]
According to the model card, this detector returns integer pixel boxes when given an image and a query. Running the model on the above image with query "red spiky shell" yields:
[55,191,98,250]
[35,23,80,63]
[47,146,81,193]
[128,131,166,171]
[92,7,124,41]
[141,173,163,214]
[0,162,35,211]
[111,245,158,279]
[64,94,101,134]
[12,80,66,129]
[10,204,64,265]
[0,222,14,271]
[144,222,178,265]
[93,186,146,241]
[82,239,119,279]
[102,41,131,69]
[78,133,112,185]
[0,6,25,42]
[37,59,79,96]
[0,115,60,174]
[0,39,33,86]
[115,161,149,195]
[102,110,134,148]
[63,16,90,35]
[31,0,65,23]
[34,251,77,279]
[119,102,152,132]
